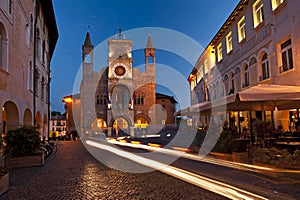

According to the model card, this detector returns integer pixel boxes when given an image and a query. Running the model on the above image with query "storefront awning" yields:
[236,84,300,110]
[183,84,300,114]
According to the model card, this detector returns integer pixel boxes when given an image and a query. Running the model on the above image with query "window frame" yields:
[253,0,264,28]
[261,53,270,80]
[226,31,233,54]
[243,65,250,87]
[279,39,293,73]
[217,43,223,62]
[271,0,284,11]
[238,16,246,42]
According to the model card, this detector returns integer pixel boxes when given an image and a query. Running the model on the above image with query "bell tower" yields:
[145,35,156,65]
[144,35,156,76]
[82,32,94,78]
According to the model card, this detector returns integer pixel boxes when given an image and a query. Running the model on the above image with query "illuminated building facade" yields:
[188,0,300,132]
[0,0,58,138]
[66,32,177,137]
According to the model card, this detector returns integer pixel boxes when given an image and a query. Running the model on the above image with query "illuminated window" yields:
[272,0,284,11]
[238,16,246,42]
[217,43,223,62]
[226,32,233,53]
[279,39,293,73]
[253,0,264,28]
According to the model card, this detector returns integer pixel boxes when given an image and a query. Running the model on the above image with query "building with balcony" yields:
[0,0,58,139]
[188,0,300,133]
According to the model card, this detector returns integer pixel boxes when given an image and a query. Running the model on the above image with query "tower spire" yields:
[145,34,155,64]
[83,32,93,49]
[82,32,94,63]
[146,35,154,48]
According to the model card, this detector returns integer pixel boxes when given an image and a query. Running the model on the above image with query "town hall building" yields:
[68,31,177,137]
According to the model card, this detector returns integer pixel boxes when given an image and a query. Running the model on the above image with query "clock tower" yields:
[107,30,134,134]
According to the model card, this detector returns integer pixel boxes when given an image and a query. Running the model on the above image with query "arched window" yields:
[0,23,8,71]
[28,61,33,90]
[134,94,144,105]
[96,94,100,105]
[243,64,250,88]
[9,0,13,15]
[229,72,235,94]
[41,77,45,101]
[36,28,40,59]
[30,13,33,39]
[249,57,257,66]
[100,94,106,105]
[42,40,46,64]
[34,68,39,96]
[261,53,269,81]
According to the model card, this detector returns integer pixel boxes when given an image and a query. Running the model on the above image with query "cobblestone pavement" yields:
[0,141,227,200]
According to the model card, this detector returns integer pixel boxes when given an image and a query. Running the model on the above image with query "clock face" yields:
[115,65,126,76]
[112,63,127,79]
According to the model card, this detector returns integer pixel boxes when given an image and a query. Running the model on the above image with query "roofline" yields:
[156,92,178,104]
[40,0,59,61]
[188,0,248,78]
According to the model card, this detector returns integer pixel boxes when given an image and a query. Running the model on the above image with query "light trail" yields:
[107,138,300,174]
[86,140,268,200]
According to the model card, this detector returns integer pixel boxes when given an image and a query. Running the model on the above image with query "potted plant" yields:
[3,126,44,169]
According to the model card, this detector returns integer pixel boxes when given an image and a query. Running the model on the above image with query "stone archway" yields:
[2,101,19,133]
[112,117,130,137]
[91,117,107,130]
[23,108,32,126]
[134,114,150,128]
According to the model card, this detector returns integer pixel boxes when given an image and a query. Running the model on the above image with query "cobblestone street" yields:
[0,141,226,200]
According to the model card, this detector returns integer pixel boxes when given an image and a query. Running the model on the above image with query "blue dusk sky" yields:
[51,0,240,113]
